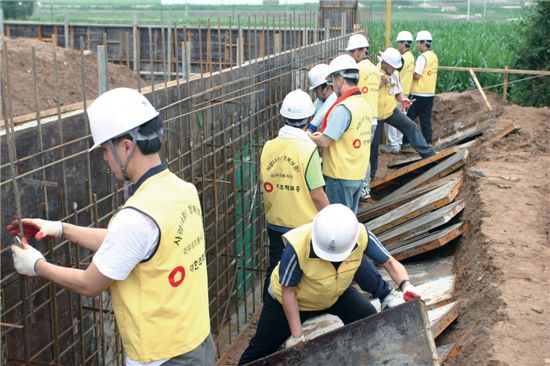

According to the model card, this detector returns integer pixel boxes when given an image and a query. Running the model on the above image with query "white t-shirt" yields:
[310,92,337,130]
[93,209,169,366]
[412,55,434,97]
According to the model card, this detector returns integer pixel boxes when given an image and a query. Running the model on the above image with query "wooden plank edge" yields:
[391,222,468,261]
[483,123,522,143]
[370,147,458,190]
[372,179,463,235]
[437,343,456,364]
[430,302,459,338]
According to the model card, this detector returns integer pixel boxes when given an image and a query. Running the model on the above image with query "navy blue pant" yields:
[406,95,435,144]
[263,228,286,301]
[238,287,377,365]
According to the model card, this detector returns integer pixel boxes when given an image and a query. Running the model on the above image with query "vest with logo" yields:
[377,70,399,120]
[270,223,368,311]
[110,169,210,363]
[400,50,415,96]
[411,49,438,95]
[357,59,380,118]
[260,136,320,229]
[322,94,372,180]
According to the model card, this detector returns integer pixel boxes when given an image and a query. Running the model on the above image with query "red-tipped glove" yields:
[402,98,412,110]
[402,282,421,302]
[7,218,63,240]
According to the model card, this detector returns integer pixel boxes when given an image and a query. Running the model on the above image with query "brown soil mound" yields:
[0,36,143,120]
[442,101,550,365]
[432,91,501,140]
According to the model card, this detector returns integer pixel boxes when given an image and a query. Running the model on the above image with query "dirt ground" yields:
[218,92,550,365]
[0,36,143,121]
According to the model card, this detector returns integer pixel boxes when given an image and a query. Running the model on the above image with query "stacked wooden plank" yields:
[356,122,522,360]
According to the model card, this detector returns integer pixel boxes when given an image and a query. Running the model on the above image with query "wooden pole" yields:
[97,45,108,94]
[503,65,509,102]
[469,68,492,111]
[385,0,392,48]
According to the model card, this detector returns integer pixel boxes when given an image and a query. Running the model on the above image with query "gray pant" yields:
[370,108,436,179]
[163,333,216,366]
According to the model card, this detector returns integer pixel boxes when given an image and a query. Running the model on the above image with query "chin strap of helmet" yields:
[107,128,139,200]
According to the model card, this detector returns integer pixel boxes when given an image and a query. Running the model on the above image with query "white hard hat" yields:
[416,30,432,42]
[280,89,315,120]
[345,34,369,51]
[396,31,413,42]
[381,48,403,69]
[311,204,360,262]
[308,64,330,90]
[327,54,359,78]
[87,88,159,151]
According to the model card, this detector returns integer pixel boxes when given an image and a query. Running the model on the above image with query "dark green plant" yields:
[1,0,36,19]
[509,1,550,107]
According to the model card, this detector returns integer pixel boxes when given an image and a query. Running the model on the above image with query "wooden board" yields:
[383,149,469,201]
[379,199,465,247]
[484,122,521,143]
[428,301,459,338]
[357,172,462,222]
[416,275,455,310]
[365,179,462,235]
[433,117,494,150]
[437,343,456,364]
[391,222,467,261]
[248,299,439,366]
[370,147,458,191]
[382,256,454,286]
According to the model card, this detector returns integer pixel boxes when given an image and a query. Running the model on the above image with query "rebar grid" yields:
[0,9,366,365]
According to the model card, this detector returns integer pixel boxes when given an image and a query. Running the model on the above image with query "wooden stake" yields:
[469,68,492,111]
[503,65,509,102]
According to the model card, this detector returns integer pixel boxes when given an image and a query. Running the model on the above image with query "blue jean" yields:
[325,177,363,214]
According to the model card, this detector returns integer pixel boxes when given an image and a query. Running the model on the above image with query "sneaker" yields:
[360,192,371,202]
[381,145,401,154]
[381,289,405,310]
[401,143,411,148]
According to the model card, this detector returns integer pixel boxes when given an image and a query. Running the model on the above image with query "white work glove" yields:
[7,218,63,240]
[11,241,45,276]
[285,332,306,348]
[402,281,421,302]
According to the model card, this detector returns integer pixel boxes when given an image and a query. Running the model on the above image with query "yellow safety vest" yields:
[270,223,369,311]
[377,71,398,120]
[110,169,210,363]
[411,50,438,94]
[357,59,380,118]
[322,94,372,180]
[400,50,415,96]
[260,136,320,229]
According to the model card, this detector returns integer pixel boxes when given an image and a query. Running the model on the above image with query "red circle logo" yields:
[427,71,432,76]
[264,182,273,193]
[352,139,361,149]
[361,86,369,94]
[168,266,186,288]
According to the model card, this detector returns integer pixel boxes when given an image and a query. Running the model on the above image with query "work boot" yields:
[381,289,405,310]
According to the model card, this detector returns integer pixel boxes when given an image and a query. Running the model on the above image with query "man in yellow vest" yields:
[9,88,215,366]
[407,30,438,144]
[309,54,372,214]
[260,89,330,301]
[382,31,415,154]
[238,204,420,364]
[370,48,436,181]
[345,33,381,201]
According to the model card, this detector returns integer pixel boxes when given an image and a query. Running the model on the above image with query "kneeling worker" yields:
[238,204,420,365]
